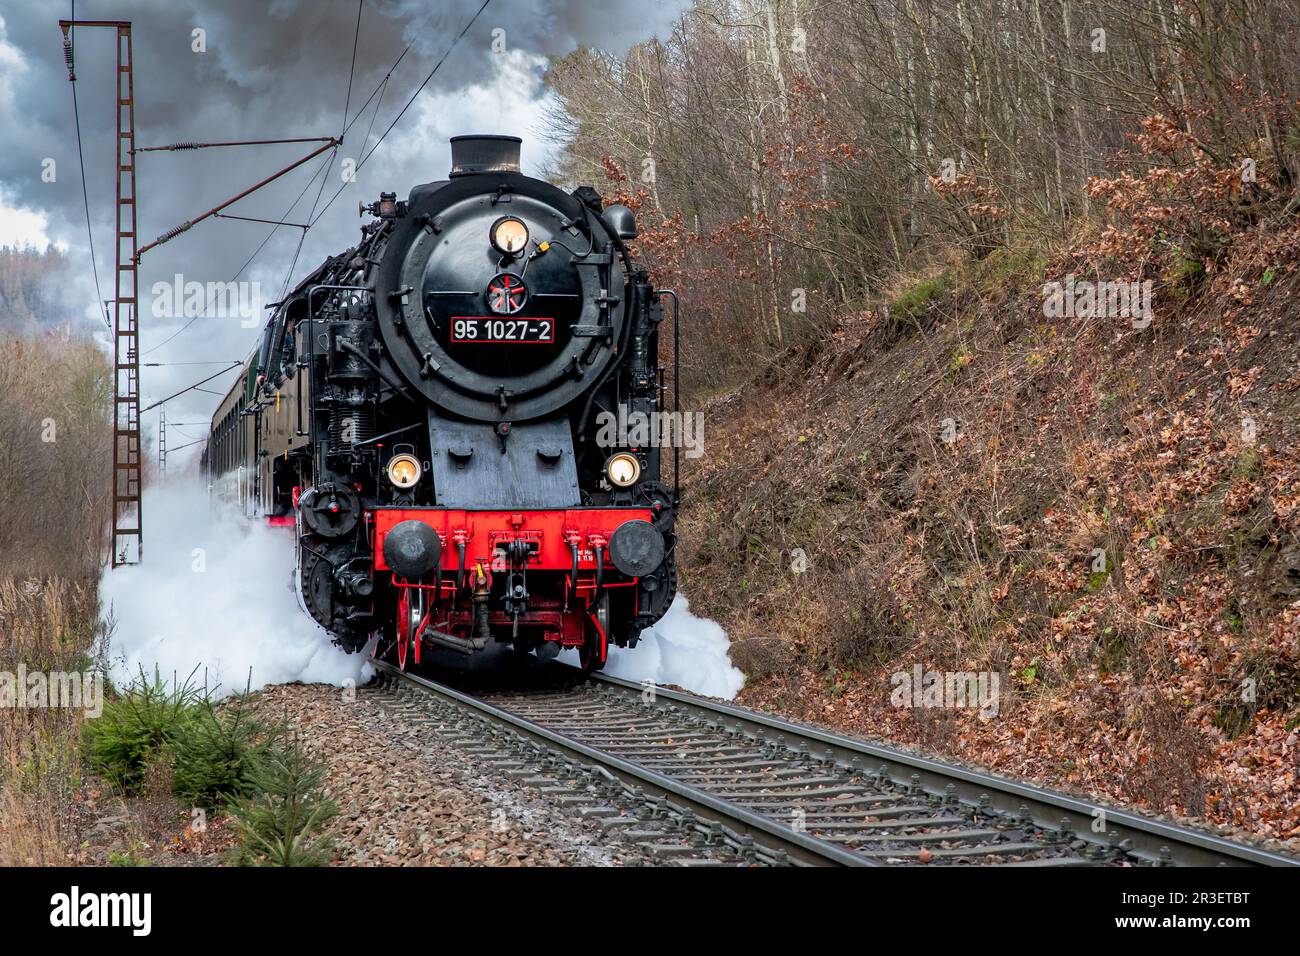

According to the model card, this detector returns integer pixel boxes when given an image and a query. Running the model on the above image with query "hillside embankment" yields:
[678,218,1300,844]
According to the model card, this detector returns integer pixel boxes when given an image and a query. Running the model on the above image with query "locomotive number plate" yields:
[451,317,554,343]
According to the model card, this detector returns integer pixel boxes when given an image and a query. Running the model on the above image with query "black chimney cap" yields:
[449,135,522,177]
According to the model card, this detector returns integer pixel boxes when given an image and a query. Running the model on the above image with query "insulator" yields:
[160,221,193,242]
[63,38,75,81]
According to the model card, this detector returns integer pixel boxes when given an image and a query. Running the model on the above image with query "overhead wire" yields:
[309,0,494,229]
[145,9,409,356]
[341,0,364,136]
[67,3,107,327]
[140,362,243,413]
[142,360,243,367]
[141,148,336,356]
[275,0,364,302]
[141,0,490,358]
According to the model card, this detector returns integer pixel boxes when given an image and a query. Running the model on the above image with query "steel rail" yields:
[370,660,873,867]
[586,670,1300,868]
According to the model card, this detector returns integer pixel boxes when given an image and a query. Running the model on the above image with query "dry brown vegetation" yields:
[676,185,1300,842]
[547,0,1300,390]
[0,579,100,864]
[0,334,112,578]
[0,334,112,863]
[0,246,71,336]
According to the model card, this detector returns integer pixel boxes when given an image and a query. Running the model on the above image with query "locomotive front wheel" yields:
[579,595,609,673]
[577,635,604,672]
[395,588,411,670]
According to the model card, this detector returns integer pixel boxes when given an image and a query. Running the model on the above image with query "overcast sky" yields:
[0,0,683,462]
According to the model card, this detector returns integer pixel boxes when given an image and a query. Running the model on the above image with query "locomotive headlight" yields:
[605,452,641,488]
[386,454,422,489]
[490,216,529,256]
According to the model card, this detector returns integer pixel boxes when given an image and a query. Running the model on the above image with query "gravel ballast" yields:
[248,681,742,867]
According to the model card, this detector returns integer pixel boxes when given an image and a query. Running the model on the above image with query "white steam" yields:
[563,593,745,700]
[99,479,370,697]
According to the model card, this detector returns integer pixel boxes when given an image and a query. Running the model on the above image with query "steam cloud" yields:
[100,479,369,696]
[562,594,746,700]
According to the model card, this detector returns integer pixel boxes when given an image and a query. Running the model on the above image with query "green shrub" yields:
[83,670,205,791]
[969,243,1047,294]
[1164,252,1206,300]
[84,672,338,866]
[107,847,149,867]
[226,740,337,867]
[169,695,279,810]
[893,273,949,321]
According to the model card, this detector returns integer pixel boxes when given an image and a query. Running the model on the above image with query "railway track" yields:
[370,660,1299,867]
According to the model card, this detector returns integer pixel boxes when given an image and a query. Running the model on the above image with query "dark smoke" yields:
[0,0,686,440]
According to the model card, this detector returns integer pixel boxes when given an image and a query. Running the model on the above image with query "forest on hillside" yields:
[0,246,76,335]
[545,0,1300,389]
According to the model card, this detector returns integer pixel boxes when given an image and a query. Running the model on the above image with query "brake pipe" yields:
[590,534,607,608]
[565,530,581,610]
[453,530,469,594]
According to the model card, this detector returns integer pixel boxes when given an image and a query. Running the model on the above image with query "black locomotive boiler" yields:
[203,135,680,670]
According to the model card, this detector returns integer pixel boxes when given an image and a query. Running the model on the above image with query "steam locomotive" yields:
[202,135,679,671]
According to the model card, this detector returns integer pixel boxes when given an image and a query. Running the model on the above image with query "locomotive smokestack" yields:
[449,135,522,177]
